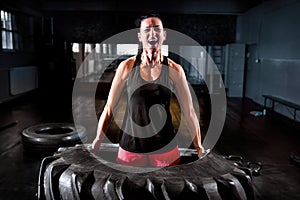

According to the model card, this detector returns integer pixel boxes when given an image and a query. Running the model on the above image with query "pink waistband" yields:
[116,146,181,167]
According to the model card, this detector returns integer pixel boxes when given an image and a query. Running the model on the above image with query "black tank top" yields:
[119,53,177,153]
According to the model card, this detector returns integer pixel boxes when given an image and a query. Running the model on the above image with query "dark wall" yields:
[237,0,300,120]
[43,11,236,104]
[0,3,237,103]
[52,11,236,45]
[163,14,236,46]
[0,5,42,102]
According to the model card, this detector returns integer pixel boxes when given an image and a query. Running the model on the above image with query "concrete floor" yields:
[216,98,300,200]
[0,93,300,200]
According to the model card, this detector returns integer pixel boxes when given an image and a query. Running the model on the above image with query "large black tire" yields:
[22,123,87,156]
[38,144,256,200]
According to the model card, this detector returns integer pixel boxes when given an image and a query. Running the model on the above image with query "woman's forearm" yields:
[185,111,204,156]
[92,104,113,151]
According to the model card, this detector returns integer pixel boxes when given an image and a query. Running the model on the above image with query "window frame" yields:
[1,9,35,52]
[1,9,14,51]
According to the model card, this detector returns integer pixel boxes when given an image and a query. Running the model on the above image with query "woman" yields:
[92,14,204,167]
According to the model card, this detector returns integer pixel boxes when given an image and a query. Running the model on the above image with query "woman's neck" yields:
[140,49,163,68]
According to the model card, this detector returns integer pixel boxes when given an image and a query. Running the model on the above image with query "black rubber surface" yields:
[38,144,256,200]
[22,123,87,156]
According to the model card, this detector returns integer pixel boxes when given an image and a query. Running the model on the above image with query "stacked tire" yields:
[22,123,87,156]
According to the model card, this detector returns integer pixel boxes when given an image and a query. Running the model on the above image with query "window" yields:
[116,44,138,55]
[72,43,79,53]
[1,10,13,50]
[84,43,92,53]
[1,10,36,52]
[116,44,168,56]
[71,42,169,78]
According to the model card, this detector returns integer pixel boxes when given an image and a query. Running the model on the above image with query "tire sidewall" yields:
[22,123,86,153]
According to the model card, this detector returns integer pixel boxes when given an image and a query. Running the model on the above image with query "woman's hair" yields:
[136,12,162,27]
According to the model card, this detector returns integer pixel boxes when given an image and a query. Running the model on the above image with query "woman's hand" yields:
[92,139,101,153]
[196,145,205,158]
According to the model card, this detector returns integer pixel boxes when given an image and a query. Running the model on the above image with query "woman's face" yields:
[138,17,166,52]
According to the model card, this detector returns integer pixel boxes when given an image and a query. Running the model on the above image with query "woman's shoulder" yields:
[115,55,136,80]
[167,58,185,81]
[119,55,136,70]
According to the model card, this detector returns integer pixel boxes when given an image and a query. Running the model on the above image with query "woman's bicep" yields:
[170,66,194,115]
[106,61,129,110]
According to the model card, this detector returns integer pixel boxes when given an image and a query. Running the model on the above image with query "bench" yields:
[262,95,300,121]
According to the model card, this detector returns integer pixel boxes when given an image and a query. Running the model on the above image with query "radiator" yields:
[10,66,38,95]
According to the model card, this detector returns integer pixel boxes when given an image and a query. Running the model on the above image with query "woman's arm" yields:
[92,57,134,152]
[169,59,204,157]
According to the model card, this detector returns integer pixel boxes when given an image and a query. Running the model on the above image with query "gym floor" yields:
[0,91,300,200]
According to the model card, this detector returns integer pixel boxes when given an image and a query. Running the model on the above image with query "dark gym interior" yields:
[1,0,300,199]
